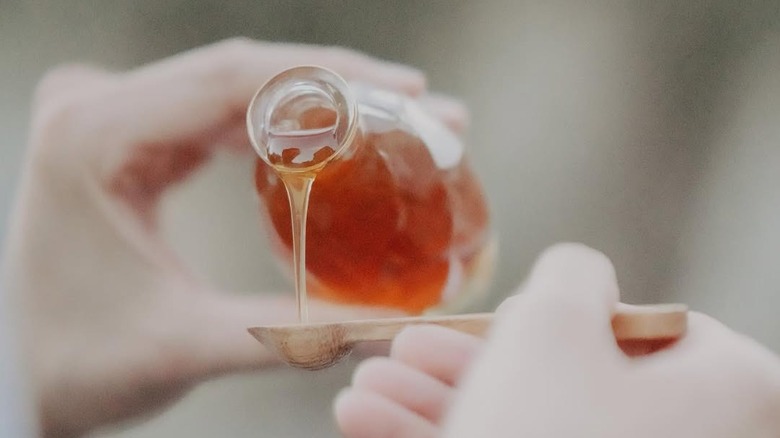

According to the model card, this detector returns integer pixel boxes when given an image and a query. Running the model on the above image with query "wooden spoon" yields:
[248,304,688,370]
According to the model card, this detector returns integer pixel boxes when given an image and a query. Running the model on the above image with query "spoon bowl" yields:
[250,323,352,370]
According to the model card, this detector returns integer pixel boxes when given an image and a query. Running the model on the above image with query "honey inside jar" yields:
[255,106,491,314]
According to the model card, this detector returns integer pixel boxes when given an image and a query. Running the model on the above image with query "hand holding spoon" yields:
[248,304,688,370]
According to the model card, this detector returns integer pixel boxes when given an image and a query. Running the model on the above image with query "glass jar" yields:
[247,66,495,315]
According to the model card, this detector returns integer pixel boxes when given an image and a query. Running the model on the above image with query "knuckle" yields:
[34,63,107,107]
[35,64,86,101]
[29,94,93,180]
[33,93,84,143]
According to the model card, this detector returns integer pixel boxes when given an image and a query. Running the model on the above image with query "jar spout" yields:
[247,66,358,172]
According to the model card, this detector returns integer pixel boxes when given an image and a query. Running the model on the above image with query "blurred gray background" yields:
[2,1,779,437]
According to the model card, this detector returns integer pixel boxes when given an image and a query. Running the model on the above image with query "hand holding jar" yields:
[1,38,466,437]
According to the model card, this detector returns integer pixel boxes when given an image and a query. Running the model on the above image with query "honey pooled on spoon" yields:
[247,66,493,321]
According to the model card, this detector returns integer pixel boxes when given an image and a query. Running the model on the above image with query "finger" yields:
[634,311,763,381]
[352,357,454,423]
[638,311,748,367]
[494,243,622,360]
[107,142,213,226]
[637,311,780,424]
[189,294,404,374]
[334,389,438,438]
[417,93,470,135]
[304,45,426,96]
[98,39,425,150]
[524,242,619,321]
[652,311,730,354]
[390,325,482,386]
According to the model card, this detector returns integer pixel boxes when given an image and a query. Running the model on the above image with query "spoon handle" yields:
[344,304,688,343]
[347,313,494,342]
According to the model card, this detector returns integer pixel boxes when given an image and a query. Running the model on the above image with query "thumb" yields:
[491,243,623,366]
[188,293,404,375]
[441,244,623,437]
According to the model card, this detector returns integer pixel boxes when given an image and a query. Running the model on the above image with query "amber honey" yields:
[255,107,490,314]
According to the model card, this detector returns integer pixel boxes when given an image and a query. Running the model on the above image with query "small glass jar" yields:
[248,66,495,315]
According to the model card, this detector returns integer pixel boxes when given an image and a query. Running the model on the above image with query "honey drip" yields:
[267,109,339,323]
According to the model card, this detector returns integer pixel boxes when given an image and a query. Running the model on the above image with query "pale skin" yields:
[335,243,780,437]
[1,38,468,438]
